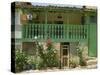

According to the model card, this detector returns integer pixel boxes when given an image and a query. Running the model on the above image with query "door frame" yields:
[60,42,70,69]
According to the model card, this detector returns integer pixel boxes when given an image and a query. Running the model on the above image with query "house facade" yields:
[11,2,97,70]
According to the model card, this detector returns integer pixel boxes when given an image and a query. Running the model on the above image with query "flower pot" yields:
[31,64,36,70]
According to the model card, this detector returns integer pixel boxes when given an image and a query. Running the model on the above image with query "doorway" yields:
[60,42,70,69]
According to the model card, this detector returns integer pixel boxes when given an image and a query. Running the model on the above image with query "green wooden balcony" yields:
[22,24,90,42]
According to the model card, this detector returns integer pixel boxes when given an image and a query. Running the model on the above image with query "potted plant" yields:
[27,56,36,70]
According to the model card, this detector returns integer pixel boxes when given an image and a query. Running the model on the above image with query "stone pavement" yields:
[19,57,97,74]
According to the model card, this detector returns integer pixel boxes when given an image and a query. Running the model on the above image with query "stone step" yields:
[87,57,97,65]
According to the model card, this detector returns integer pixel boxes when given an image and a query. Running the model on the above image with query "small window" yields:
[22,42,36,55]
[90,15,97,23]
[63,49,68,55]
[55,21,63,24]
[57,15,62,19]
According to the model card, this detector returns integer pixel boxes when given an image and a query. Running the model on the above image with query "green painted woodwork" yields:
[85,12,97,57]
[16,5,97,57]
[22,24,97,57]
[88,24,97,57]
[22,24,88,41]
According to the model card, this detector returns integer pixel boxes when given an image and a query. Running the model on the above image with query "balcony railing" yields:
[22,24,89,42]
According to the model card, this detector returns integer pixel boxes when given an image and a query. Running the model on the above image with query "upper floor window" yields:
[55,21,63,24]
[89,15,97,24]
[57,15,62,19]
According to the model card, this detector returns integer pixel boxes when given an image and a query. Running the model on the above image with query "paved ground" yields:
[19,57,97,74]
[20,65,97,74]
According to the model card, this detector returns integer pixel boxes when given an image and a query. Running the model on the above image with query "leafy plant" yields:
[69,60,77,68]
[15,50,28,72]
[26,56,36,70]
[77,43,87,66]
[37,39,59,69]
[69,56,79,68]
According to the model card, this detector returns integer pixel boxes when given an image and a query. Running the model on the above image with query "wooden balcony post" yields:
[45,10,48,24]
[45,9,48,39]
[85,15,90,25]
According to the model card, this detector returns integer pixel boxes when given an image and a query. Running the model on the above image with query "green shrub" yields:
[37,40,59,69]
[69,57,79,68]
[69,60,77,68]
[77,46,87,66]
[15,50,28,72]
